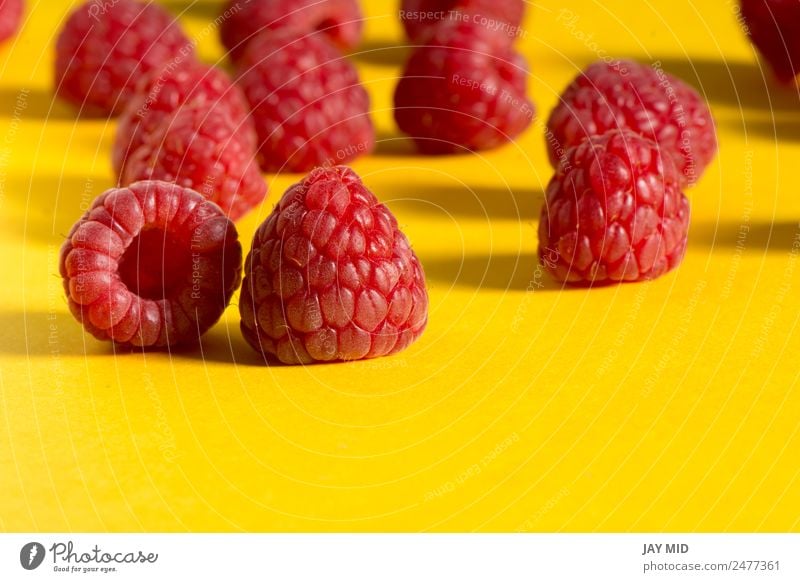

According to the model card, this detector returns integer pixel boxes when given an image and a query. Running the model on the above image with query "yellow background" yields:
[1,0,798,532]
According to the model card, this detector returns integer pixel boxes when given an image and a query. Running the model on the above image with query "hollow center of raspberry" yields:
[118,228,191,301]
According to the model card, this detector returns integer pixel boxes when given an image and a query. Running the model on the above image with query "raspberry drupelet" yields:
[546,60,717,188]
[220,0,363,63]
[59,181,242,347]
[400,0,525,44]
[394,19,534,154]
[538,130,690,284]
[54,0,194,117]
[239,166,428,364]
[113,60,251,177]
[121,105,266,222]
[235,30,374,173]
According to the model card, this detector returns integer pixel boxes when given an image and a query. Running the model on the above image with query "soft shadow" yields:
[725,116,800,141]
[159,0,223,19]
[423,252,562,291]
[0,309,273,365]
[373,129,502,158]
[386,183,543,221]
[373,130,417,156]
[349,39,411,66]
[171,325,267,367]
[0,87,75,120]
[693,220,800,251]
[652,57,800,111]
[0,310,110,357]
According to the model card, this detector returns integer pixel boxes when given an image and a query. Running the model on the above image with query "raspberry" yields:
[239,166,428,364]
[538,130,690,284]
[235,30,374,173]
[400,0,525,43]
[740,0,800,82]
[0,0,23,44]
[54,0,193,117]
[59,180,242,347]
[546,60,717,188]
[393,19,534,154]
[113,60,251,177]
[120,106,266,222]
[220,0,363,63]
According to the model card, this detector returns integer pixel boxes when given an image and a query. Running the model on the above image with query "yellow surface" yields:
[1,0,799,532]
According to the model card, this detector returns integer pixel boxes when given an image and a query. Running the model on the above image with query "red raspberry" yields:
[538,130,690,284]
[239,166,428,364]
[54,0,194,117]
[235,31,374,173]
[220,0,363,63]
[0,0,23,44]
[59,181,242,347]
[393,19,534,154]
[120,106,266,222]
[546,60,717,188]
[740,0,800,82]
[400,0,525,43]
[113,60,251,177]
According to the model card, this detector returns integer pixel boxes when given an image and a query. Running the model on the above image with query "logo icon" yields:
[19,542,45,570]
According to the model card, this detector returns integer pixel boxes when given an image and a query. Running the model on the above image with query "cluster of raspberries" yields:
[55,0,375,174]
[55,1,428,364]
[537,0,800,285]
[60,169,429,364]
[52,0,750,364]
[539,59,717,285]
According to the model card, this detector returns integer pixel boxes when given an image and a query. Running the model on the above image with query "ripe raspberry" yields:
[235,30,374,173]
[54,0,193,117]
[400,0,525,43]
[538,130,690,284]
[220,0,363,63]
[740,0,800,82]
[113,60,251,177]
[393,19,534,154]
[546,60,717,188]
[239,166,428,364]
[120,106,266,222]
[59,181,242,347]
[0,0,23,44]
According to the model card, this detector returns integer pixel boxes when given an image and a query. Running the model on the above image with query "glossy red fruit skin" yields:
[113,60,251,177]
[0,0,24,44]
[220,0,363,63]
[54,0,193,117]
[538,130,690,285]
[59,181,242,347]
[740,0,800,83]
[546,60,717,188]
[235,30,374,173]
[121,105,266,222]
[393,19,534,154]
[239,166,428,365]
[400,0,525,43]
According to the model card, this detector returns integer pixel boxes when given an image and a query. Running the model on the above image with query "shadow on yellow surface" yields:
[351,40,411,67]
[387,183,543,221]
[692,220,800,250]
[0,87,75,120]
[424,253,559,291]
[655,57,800,111]
[158,0,222,20]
